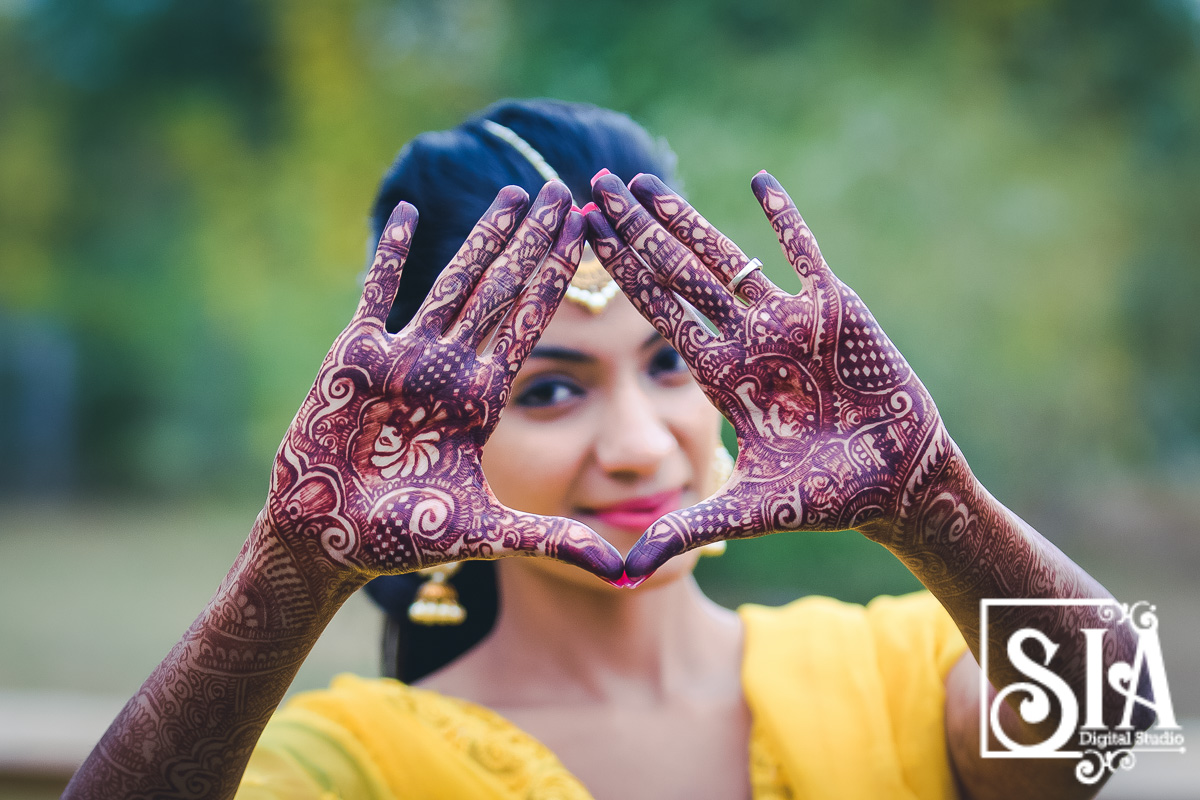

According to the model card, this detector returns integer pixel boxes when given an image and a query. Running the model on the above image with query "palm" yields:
[589,172,945,575]
[267,184,622,580]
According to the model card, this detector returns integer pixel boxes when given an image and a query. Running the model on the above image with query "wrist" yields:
[234,508,367,627]
[864,428,983,551]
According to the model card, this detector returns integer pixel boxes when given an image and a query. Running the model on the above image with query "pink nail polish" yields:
[580,202,599,215]
[604,570,651,589]
[590,168,612,186]
[756,169,768,175]
[623,574,650,589]
[571,205,583,214]
[605,570,629,588]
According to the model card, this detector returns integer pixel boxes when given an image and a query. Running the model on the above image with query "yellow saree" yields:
[237,591,966,799]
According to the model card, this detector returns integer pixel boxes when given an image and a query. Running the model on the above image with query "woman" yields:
[65,100,1143,800]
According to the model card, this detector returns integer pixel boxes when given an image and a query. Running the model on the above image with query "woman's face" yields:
[482,287,723,590]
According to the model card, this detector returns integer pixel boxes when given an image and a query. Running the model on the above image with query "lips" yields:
[583,489,683,532]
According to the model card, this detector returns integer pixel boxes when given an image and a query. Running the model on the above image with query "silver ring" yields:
[728,258,762,293]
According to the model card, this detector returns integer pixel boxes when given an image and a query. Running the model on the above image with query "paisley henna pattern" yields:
[270,182,620,580]
[66,183,621,800]
[589,172,946,575]
[589,172,1147,793]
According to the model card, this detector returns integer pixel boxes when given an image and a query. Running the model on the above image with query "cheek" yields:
[481,413,589,515]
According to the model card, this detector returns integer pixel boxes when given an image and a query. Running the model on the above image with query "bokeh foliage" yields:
[2,0,1198,513]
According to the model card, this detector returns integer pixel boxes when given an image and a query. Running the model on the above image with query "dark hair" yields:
[363,99,678,683]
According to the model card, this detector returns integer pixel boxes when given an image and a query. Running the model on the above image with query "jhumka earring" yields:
[700,445,736,557]
[408,562,466,625]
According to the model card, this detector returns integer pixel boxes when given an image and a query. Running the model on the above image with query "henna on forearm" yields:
[64,513,360,800]
[589,171,1148,796]
[880,437,1141,735]
[68,183,622,799]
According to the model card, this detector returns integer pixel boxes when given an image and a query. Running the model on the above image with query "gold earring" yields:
[408,562,466,626]
[708,444,735,496]
[700,445,735,558]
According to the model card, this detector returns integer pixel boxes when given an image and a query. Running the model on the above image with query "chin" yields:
[593,527,645,557]
[621,549,701,590]
[586,516,703,590]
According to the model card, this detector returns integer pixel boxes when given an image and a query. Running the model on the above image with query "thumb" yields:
[624,492,761,578]
[485,504,625,583]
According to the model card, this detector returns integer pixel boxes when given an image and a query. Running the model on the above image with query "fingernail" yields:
[623,574,650,589]
[590,168,612,186]
[580,202,599,215]
[604,570,650,589]
[756,169,768,175]
[571,205,583,214]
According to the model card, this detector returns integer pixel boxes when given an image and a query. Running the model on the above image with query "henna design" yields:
[589,172,945,576]
[66,183,622,800]
[271,181,620,579]
[590,172,1147,796]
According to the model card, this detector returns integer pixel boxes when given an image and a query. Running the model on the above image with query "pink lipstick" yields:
[585,489,682,532]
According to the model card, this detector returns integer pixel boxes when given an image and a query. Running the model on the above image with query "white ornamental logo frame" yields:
[979,597,1186,785]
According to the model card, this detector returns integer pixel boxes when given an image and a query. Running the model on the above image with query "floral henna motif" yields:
[588,172,946,576]
[65,185,621,800]
[589,173,1146,772]
[271,181,621,580]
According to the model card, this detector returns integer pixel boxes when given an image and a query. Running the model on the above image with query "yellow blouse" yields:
[237,591,966,799]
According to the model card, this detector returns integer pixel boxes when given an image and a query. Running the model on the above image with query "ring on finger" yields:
[728,258,762,293]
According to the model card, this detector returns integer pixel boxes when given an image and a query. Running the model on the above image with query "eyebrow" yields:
[526,332,667,362]
[526,345,592,363]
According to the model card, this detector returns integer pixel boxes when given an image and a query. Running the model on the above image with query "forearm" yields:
[64,511,366,800]
[865,430,1139,728]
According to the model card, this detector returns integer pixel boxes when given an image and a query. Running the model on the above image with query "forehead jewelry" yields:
[482,119,618,314]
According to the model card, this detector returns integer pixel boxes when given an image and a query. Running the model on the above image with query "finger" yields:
[591,173,745,334]
[629,173,778,304]
[409,186,530,336]
[448,181,572,348]
[486,505,625,582]
[489,209,585,368]
[583,206,717,358]
[750,171,835,287]
[356,202,418,324]
[624,491,763,578]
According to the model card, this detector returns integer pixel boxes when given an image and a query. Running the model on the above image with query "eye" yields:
[514,376,585,408]
[648,345,688,379]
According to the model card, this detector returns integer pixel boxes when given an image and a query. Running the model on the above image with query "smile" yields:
[580,489,684,532]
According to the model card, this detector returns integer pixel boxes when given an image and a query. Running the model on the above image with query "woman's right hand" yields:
[66,183,624,800]
[267,181,624,585]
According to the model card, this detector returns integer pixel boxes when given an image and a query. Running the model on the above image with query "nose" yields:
[593,374,675,478]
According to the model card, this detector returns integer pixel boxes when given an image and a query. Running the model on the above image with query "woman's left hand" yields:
[587,172,955,578]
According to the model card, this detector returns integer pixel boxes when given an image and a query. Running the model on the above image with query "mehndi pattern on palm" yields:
[587,171,950,577]
[269,182,624,584]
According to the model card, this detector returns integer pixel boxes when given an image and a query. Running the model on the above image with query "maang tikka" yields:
[481,119,618,314]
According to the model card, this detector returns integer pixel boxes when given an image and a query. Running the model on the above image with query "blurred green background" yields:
[1,0,1198,726]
